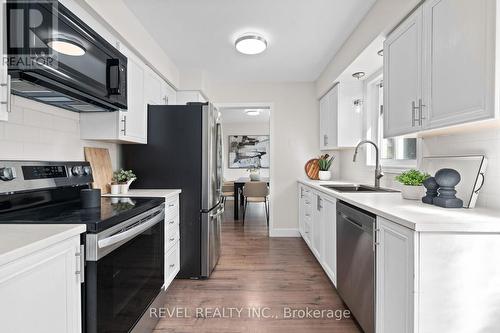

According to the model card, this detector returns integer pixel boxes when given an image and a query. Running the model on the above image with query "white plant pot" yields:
[110,184,121,195]
[318,171,332,181]
[401,185,424,200]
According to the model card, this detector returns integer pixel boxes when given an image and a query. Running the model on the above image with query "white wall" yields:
[210,82,318,235]
[0,96,120,167]
[221,121,270,180]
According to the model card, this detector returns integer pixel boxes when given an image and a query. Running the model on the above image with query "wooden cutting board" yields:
[305,159,320,180]
[84,147,113,194]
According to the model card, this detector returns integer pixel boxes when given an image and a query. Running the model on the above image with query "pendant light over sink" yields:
[235,33,268,55]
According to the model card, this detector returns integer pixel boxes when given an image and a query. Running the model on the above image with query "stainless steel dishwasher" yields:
[337,201,376,333]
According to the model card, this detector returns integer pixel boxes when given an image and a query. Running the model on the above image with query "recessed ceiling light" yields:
[235,34,267,55]
[47,38,86,56]
[245,109,261,116]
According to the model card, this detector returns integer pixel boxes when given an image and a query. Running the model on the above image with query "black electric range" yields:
[0,161,166,333]
[0,194,164,232]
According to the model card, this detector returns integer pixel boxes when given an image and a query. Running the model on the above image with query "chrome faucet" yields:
[353,140,384,188]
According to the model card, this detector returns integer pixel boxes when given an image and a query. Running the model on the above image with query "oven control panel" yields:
[0,161,94,194]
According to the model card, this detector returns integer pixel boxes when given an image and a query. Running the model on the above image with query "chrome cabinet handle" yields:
[411,101,419,127]
[168,220,175,224]
[169,264,175,268]
[75,245,85,283]
[121,115,127,136]
[418,98,426,126]
[169,237,175,241]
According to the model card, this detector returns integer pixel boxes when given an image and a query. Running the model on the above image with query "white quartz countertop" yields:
[0,224,86,266]
[102,189,181,199]
[299,179,500,233]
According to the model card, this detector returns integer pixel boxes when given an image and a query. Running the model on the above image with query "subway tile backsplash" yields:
[0,96,119,167]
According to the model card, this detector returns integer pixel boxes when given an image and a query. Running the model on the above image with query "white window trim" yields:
[363,69,419,171]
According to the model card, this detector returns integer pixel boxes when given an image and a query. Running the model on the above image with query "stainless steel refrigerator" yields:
[122,102,223,278]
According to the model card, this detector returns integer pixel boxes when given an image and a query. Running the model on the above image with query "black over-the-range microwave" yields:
[6,0,127,112]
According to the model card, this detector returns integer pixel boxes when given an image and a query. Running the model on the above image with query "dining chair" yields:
[242,181,270,226]
[221,181,235,208]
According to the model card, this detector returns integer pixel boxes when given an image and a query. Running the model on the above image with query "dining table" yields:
[233,177,270,219]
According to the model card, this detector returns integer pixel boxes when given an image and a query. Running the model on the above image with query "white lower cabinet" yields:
[321,196,337,286]
[376,217,415,333]
[376,216,500,333]
[164,194,180,288]
[298,184,337,287]
[0,235,83,333]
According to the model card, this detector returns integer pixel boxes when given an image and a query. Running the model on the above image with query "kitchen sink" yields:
[321,184,400,193]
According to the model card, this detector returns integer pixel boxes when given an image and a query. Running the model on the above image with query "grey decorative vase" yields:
[433,168,463,208]
[422,176,438,204]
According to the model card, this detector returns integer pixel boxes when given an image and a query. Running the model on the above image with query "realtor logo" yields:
[4,0,59,68]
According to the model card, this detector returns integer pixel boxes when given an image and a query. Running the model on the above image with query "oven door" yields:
[85,205,165,333]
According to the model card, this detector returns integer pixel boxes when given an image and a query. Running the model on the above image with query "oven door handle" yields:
[98,210,165,249]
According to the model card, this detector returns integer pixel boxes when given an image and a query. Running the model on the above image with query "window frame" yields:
[363,69,420,172]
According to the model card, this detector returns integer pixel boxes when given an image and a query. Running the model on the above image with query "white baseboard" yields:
[269,228,300,237]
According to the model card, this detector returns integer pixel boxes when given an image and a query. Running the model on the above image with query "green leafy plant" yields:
[395,169,430,186]
[112,169,137,184]
[318,154,335,171]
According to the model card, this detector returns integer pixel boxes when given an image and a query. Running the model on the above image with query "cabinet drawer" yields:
[165,214,179,230]
[166,196,179,216]
[165,226,179,252]
[165,242,180,284]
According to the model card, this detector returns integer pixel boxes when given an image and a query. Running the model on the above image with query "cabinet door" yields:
[423,0,496,129]
[311,193,323,260]
[319,93,329,150]
[120,52,147,143]
[0,0,9,121]
[144,67,163,105]
[319,86,339,150]
[384,7,423,138]
[161,81,177,105]
[321,196,337,286]
[0,236,82,333]
[376,217,415,333]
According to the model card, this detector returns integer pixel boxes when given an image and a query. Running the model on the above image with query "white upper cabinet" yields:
[319,81,363,150]
[80,45,148,144]
[144,66,164,106]
[384,0,498,137]
[162,81,177,105]
[0,0,10,122]
[176,90,207,105]
[383,7,423,137]
[423,0,496,129]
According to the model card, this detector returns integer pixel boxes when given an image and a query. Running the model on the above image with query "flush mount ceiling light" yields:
[47,38,86,56]
[352,71,366,80]
[245,109,261,116]
[235,34,268,55]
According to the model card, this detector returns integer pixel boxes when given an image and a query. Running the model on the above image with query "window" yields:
[365,71,417,170]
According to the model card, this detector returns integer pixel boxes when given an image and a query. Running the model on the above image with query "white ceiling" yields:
[123,0,376,82]
[220,108,270,124]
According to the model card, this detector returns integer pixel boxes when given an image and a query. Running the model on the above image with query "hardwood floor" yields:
[154,200,362,333]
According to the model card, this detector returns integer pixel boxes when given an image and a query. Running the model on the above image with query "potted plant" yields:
[395,169,430,200]
[112,169,137,194]
[247,167,261,181]
[318,155,335,181]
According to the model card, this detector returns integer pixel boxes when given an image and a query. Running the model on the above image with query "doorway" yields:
[216,103,272,234]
